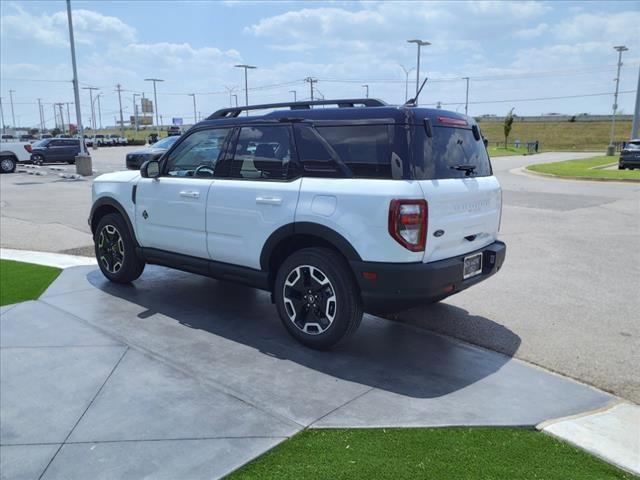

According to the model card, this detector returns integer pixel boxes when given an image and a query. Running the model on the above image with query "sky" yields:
[1,0,639,129]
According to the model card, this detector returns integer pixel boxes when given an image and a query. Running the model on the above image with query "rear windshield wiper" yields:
[452,164,476,176]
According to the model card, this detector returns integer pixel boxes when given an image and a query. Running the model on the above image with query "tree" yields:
[51,127,61,137]
[503,108,515,148]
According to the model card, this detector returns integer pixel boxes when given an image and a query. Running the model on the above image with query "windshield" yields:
[413,126,492,180]
[153,136,179,149]
[624,142,640,151]
[33,139,49,147]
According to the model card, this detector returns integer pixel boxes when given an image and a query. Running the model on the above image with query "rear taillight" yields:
[388,199,428,252]
[24,144,32,153]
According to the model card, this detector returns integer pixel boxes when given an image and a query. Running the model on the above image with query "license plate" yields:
[463,253,483,279]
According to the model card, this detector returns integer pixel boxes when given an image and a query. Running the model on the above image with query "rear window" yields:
[414,126,492,180]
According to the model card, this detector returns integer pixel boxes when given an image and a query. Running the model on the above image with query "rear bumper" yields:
[350,240,506,313]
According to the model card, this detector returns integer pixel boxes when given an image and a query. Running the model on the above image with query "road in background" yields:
[1,149,638,401]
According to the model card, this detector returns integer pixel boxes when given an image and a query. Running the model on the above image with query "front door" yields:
[135,127,233,259]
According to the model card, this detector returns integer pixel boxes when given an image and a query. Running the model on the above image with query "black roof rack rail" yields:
[208,98,387,119]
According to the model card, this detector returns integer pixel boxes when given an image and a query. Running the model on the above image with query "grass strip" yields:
[228,427,636,480]
[0,259,62,306]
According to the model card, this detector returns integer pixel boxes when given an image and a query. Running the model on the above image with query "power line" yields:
[429,90,635,107]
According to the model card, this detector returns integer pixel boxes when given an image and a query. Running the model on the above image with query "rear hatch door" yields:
[412,118,501,263]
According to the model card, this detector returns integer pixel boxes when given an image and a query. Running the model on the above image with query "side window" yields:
[315,125,395,179]
[293,125,343,178]
[165,128,231,177]
[230,125,293,180]
[50,140,62,147]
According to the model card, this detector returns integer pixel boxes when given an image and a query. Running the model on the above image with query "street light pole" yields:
[97,94,102,129]
[399,65,414,102]
[362,84,369,98]
[188,93,197,124]
[289,90,297,102]
[116,84,125,135]
[608,45,629,155]
[407,39,431,101]
[36,98,44,132]
[8,89,16,129]
[145,78,164,135]
[65,0,89,168]
[232,94,238,107]
[631,65,640,140]
[234,64,257,115]
[462,77,470,116]
[0,97,5,134]
[132,93,140,131]
[82,86,98,131]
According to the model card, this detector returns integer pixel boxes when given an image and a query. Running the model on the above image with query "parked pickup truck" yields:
[0,141,32,173]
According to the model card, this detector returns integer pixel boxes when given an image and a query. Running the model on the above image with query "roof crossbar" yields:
[208,98,386,119]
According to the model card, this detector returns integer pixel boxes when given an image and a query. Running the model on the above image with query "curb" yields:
[523,167,640,183]
[537,401,640,476]
[0,248,97,269]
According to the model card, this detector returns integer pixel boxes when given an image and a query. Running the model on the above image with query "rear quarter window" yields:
[413,125,492,180]
[295,124,402,179]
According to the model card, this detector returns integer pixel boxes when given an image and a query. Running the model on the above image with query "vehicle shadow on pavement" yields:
[87,266,522,399]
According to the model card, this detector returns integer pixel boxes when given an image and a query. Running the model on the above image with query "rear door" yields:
[46,139,65,162]
[413,119,502,263]
[206,124,301,269]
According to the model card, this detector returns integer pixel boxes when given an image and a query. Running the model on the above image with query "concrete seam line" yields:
[306,387,376,429]
[37,346,129,480]
[1,436,291,447]
[38,299,305,431]
[535,398,629,431]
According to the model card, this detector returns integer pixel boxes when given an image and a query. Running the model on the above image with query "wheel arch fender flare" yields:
[89,196,139,246]
[260,222,362,272]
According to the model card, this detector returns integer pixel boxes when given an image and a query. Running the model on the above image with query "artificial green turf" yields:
[228,428,636,480]
[0,259,61,306]
[527,155,640,181]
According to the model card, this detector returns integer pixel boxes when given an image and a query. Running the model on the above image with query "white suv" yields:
[89,99,505,349]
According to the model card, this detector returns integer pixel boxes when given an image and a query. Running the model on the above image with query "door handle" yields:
[256,196,283,205]
[179,190,200,199]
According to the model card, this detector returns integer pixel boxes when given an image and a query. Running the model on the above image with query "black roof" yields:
[195,98,472,128]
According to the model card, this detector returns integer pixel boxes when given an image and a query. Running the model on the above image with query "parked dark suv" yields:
[31,138,81,165]
[619,139,640,170]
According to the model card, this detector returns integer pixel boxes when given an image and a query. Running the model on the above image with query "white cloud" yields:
[513,22,550,39]
[0,4,136,47]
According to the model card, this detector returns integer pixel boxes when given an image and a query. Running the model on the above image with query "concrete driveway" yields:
[1,148,638,402]
[0,264,613,479]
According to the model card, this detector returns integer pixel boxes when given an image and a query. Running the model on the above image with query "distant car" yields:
[93,134,106,146]
[40,134,53,140]
[84,135,94,147]
[30,138,81,165]
[619,140,640,170]
[0,141,32,173]
[56,134,72,139]
[167,126,182,137]
[126,135,180,169]
[19,134,36,142]
[1,134,16,142]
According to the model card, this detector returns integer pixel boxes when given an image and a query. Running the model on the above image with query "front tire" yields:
[32,154,44,166]
[94,213,145,283]
[274,248,363,350]
[0,156,17,173]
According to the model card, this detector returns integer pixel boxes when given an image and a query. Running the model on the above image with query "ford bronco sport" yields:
[89,98,506,349]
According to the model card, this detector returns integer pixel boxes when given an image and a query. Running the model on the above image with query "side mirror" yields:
[140,160,160,178]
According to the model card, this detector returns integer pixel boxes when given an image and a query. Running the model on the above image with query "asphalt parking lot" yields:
[1,147,639,402]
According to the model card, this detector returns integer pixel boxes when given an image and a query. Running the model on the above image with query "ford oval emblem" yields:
[434,229,445,237]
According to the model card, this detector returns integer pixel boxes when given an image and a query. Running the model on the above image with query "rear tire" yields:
[0,156,16,173]
[274,247,363,350]
[94,213,145,283]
